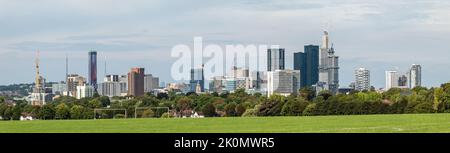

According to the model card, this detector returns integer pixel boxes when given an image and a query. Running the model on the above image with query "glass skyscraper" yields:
[88,51,97,92]
[294,45,319,88]
[267,48,285,71]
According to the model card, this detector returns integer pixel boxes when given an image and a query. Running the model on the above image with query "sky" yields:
[0,0,450,88]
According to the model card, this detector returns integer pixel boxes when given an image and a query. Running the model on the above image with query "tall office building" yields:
[294,45,319,88]
[267,70,300,97]
[99,75,122,97]
[267,48,285,71]
[190,65,205,92]
[354,67,370,91]
[144,74,160,93]
[385,70,399,91]
[128,68,145,97]
[398,75,408,87]
[67,74,86,97]
[409,64,422,88]
[88,51,97,92]
[76,84,94,99]
[317,31,339,94]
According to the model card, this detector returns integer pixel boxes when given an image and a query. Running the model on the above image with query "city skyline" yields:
[1,0,450,88]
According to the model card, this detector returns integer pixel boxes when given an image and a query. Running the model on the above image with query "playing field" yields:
[0,114,449,133]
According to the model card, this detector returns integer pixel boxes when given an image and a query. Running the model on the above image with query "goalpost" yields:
[94,108,128,120]
[134,107,170,119]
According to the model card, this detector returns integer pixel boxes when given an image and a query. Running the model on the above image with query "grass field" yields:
[0,114,449,133]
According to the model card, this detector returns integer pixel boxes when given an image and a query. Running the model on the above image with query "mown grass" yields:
[0,114,449,133]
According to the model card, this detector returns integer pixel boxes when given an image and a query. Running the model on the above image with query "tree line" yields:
[1,83,450,120]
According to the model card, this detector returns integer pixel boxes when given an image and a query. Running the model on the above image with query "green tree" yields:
[70,105,85,119]
[235,103,246,116]
[38,104,55,120]
[55,103,71,119]
[224,103,237,117]
[176,97,192,113]
[202,103,216,117]
[433,88,444,112]
[302,103,317,116]
[257,95,285,116]
[281,98,309,116]
[88,99,102,109]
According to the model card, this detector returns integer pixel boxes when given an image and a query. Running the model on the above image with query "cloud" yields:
[0,0,449,87]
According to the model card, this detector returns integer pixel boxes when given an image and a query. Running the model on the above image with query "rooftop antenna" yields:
[66,53,69,96]
[104,56,107,76]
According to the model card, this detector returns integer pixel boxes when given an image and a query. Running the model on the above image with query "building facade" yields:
[128,68,145,97]
[76,84,94,99]
[88,51,97,92]
[267,70,300,97]
[294,45,319,88]
[409,64,422,88]
[354,67,370,91]
[98,75,124,97]
[317,31,339,94]
[67,74,86,97]
[190,66,205,92]
[385,70,399,91]
[144,74,159,93]
[267,48,285,71]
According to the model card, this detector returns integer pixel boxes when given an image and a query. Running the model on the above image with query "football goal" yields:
[94,108,128,120]
[134,107,170,118]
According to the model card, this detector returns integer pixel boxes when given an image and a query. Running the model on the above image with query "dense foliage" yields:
[1,83,450,120]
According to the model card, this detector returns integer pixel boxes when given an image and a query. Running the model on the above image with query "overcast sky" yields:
[1,0,449,88]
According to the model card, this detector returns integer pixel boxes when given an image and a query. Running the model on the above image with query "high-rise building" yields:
[267,70,300,97]
[317,31,339,94]
[128,68,145,97]
[385,70,399,91]
[67,74,86,97]
[409,64,422,88]
[398,75,408,87]
[88,51,97,92]
[294,45,319,88]
[267,48,285,71]
[144,74,159,93]
[76,84,94,99]
[190,65,205,92]
[354,67,370,91]
[99,75,122,97]
[229,67,250,78]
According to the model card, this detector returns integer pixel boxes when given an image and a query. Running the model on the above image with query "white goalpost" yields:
[94,108,128,120]
[134,107,170,119]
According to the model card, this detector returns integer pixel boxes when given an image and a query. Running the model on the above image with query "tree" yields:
[433,88,444,112]
[55,103,70,119]
[257,95,285,116]
[11,106,22,120]
[88,99,102,109]
[318,90,332,101]
[224,103,237,117]
[96,96,111,107]
[302,103,317,116]
[281,98,309,116]
[38,104,55,120]
[299,87,315,101]
[70,105,85,119]
[142,109,155,118]
[2,106,13,120]
[176,97,192,115]
[235,103,246,116]
[202,103,216,117]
